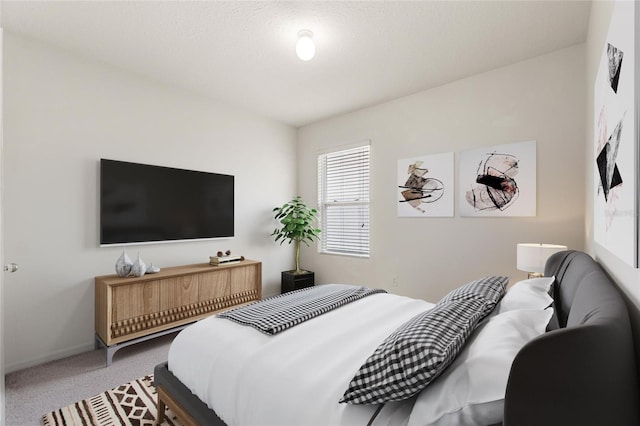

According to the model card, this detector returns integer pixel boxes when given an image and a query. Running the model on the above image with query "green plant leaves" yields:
[271,197,322,270]
[271,196,321,246]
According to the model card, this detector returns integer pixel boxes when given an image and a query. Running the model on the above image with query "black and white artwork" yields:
[397,152,454,217]
[607,43,624,94]
[593,1,637,267]
[459,140,536,217]
[596,114,624,202]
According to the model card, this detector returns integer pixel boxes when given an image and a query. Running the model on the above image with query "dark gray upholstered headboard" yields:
[503,250,640,426]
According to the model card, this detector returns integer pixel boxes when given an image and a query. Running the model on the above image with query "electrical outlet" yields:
[391,275,399,287]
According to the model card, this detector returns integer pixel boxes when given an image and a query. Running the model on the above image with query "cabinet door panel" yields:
[230,265,257,294]
[159,275,199,311]
[199,270,230,301]
[112,282,159,322]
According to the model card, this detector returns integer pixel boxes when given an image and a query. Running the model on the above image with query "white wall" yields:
[0,10,5,423]
[297,45,586,302]
[2,33,297,372]
[585,2,640,315]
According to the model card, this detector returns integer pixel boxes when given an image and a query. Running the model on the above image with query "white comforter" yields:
[168,291,434,426]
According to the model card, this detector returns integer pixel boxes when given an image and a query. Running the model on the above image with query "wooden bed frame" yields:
[154,250,640,426]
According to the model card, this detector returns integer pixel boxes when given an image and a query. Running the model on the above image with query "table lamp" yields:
[517,243,568,278]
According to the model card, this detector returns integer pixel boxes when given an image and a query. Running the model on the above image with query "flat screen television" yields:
[100,159,234,245]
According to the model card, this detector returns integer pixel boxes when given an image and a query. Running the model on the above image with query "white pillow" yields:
[496,276,554,314]
[407,308,553,426]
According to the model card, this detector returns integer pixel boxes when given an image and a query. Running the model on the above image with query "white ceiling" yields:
[1,1,591,128]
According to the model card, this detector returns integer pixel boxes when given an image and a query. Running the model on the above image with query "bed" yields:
[154,250,640,426]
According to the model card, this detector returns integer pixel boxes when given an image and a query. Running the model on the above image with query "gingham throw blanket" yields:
[218,284,386,335]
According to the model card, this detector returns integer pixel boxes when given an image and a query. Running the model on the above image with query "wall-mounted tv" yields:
[100,159,234,245]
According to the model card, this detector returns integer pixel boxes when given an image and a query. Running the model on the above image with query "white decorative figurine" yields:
[115,249,133,277]
[131,252,147,277]
[146,263,161,274]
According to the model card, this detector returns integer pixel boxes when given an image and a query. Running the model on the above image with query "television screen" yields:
[100,159,234,245]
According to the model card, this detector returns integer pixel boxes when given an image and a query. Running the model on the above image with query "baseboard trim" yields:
[5,342,95,374]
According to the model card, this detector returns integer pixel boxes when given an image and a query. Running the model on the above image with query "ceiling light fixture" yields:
[296,30,315,61]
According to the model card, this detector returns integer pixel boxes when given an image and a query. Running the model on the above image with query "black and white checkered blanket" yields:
[218,284,386,335]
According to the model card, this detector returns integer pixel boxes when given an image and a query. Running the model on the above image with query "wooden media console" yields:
[95,259,262,365]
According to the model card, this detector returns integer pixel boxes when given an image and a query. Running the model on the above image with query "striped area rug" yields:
[42,374,181,426]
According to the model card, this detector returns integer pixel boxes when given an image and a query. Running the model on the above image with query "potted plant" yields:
[272,196,321,292]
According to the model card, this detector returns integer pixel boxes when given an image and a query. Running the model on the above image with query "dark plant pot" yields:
[281,270,315,294]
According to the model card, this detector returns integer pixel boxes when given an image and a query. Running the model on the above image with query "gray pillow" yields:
[437,276,509,307]
[340,290,505,405]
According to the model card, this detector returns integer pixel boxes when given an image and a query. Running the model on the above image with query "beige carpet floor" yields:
[5,332,177,426]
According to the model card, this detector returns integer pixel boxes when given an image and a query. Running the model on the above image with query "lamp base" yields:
[528,272,544,279]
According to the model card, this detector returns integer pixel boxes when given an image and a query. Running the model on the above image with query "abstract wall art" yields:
[593,0,638,267]
[459,140,536,217]
[397,152,454,217]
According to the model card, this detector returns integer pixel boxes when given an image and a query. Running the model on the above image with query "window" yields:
[317,143,370,257]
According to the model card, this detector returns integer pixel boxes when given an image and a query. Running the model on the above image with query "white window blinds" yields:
[317,144,370,257]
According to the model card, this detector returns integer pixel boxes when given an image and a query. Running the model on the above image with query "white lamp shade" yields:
[517,243,568,273]
[296,30,315,61]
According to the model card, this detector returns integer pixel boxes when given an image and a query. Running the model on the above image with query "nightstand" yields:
[281,271,315,293]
